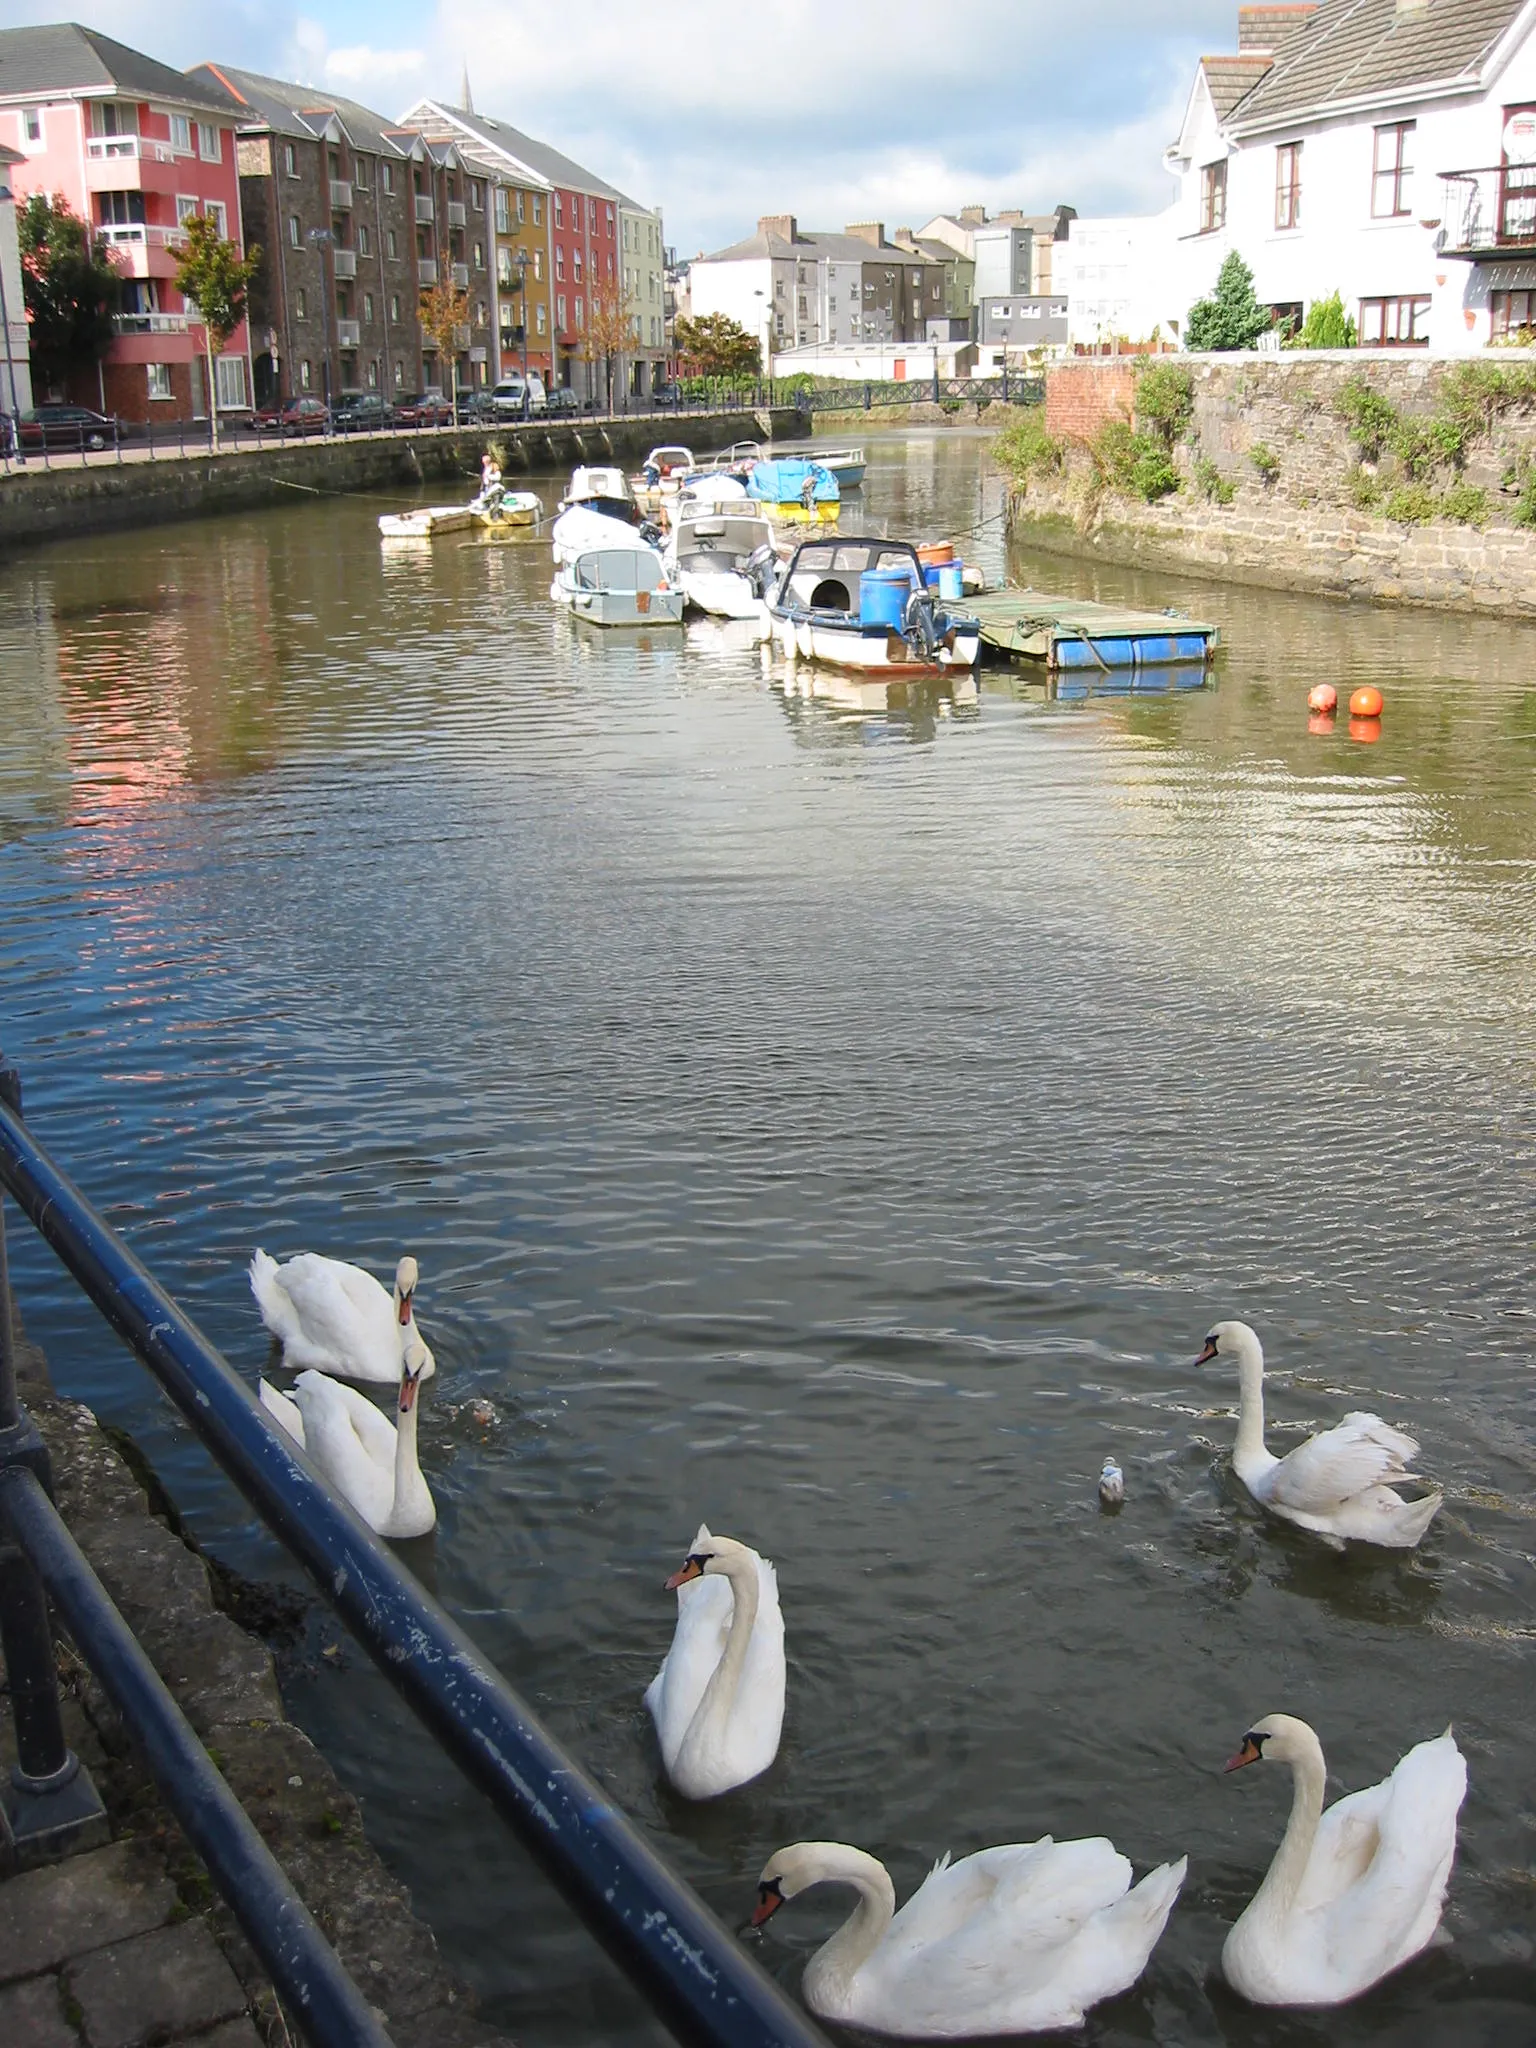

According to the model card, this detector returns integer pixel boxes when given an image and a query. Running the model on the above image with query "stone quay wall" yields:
[0,407,803,555]
[1012,353,1536,616]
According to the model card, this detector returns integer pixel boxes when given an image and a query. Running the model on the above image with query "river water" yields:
[1,430,1533,2047]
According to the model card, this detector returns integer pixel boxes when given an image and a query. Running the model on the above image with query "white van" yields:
[489,374,547,418]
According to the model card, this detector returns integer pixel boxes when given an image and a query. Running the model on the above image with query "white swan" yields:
[752,1836,1187,2036]
[644,1526,784,1799]
[250,1248,435,1384]
[1195,1321,1441,1548]
[259,1334,436,1539]
[1221,1714,1465,2006]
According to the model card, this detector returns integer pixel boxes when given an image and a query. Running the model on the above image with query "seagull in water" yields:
[1099,1458,1125,1507]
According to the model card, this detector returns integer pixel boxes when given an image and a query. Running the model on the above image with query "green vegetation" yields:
[672,311,762,376]
[1134,359,1194,444]
[1349,468,1382,510]
[18,193,120,388]
[1193,456,1236,505]
[1439,482,1489,527]
[1091,419,1180,501]
[992,407,1064,493]
[1288,292,1356,350]
[1336,378,1397,460]
[1383,483,1437,525]
[1185,252,1273,352]
[1249,440,1280,481]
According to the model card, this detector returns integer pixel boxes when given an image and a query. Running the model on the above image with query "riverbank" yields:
[1003,353,1536,615]
[0,1318,499,2048]
[0,406,802,553]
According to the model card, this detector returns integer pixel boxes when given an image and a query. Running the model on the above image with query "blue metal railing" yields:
[0,1062,826,2048]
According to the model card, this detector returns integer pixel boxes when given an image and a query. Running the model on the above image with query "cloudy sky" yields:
[5,0,1234,250]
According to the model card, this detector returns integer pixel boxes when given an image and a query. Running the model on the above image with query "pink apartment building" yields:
[0,24,251,423]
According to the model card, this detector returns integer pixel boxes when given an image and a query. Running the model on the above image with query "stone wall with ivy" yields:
[999,352,1536,615]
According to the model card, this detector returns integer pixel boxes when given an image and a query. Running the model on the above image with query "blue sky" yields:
[1,0,1235,251]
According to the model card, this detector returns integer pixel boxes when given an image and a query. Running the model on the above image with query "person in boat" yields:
[475,450,504,513]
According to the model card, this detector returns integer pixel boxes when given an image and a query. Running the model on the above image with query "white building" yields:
[0,141,33,427]
[1065,0,1536,354]
[688,216,945,363]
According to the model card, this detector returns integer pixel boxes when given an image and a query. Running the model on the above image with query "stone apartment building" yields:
[689,216,946,360]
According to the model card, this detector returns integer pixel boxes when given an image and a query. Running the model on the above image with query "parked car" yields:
[331,392,395,433]
[543,385,582,416]
[394,391,455,427]
[488,374,547,418]
[255,396,331,436]
[18,404,124,450]
[651,380,683,406]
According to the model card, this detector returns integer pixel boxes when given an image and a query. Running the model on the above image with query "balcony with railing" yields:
[332,247,358,280]
[330,178,353,210]
[414,193,435,224]
[84,133,179,192]
[112,311,195,334]
[336,318,362,349]
[447,199,467,229]
[1436,168,1536,258]
[451,261,470,289]
[418,257,438,286]
[98,222,187,277]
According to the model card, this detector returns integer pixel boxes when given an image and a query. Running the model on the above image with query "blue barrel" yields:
[938,561,963,601]
[860,563,912,629]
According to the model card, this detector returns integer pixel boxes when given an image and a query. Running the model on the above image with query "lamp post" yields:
[305,227,336,429]
[515,245,530,419]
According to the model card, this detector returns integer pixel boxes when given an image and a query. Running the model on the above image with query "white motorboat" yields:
[764,536,981,674]
[378,491,541,541]
[674,472,749,511]
[550,539,684,628]
[560,465,641,522]
[630,445,696,507]
[664,505,778,622]
[551,503,654,568]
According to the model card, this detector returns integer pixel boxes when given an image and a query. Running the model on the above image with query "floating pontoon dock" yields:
[969,589,1219,671]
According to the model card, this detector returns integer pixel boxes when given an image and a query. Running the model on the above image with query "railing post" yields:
[0,1054,109,1869]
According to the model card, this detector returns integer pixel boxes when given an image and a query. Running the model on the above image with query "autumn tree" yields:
[419,275,471,421]
[174,212,261,450]
[19,194,119,394]
[580,274,637,413]
[672,311,760,378]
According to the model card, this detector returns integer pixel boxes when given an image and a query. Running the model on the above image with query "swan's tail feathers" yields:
[1111,1857,1188,1951]
[927,1850,954,1880]
[259,1378,305,1449]
[249,1249,287,1333]
[1388,1487,1445,1548]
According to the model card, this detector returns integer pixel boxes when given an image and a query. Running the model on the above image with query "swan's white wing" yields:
[259,1378,305,1449]
[292,1371,396,1527]
[271,1255,397,1375]
[644,1544,733,1761]
[1266,1413,1421,1513]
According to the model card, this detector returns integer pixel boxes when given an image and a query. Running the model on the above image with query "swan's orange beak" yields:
[665,1555,705,1591]
[398,1290,413,1327]
[751,1882,783,1928]
[1194,1338,1218,1367]
[1224,1735,1263,1773]
[399,1371,420,1414]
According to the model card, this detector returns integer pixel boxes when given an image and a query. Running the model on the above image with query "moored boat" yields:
[550,539,684,627]
[378,492,541,541]
[804,446,866,489]
[664,504,778,622]
[630,445,696,508]
[560,465,641,524]
[748,459,839,523]
[550,503,652,567]
[764,536,981,674]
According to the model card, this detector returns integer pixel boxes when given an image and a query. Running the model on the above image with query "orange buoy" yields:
[1349,686,1384,718]
[1308,683,1338,715]
[1349,716,1382,744]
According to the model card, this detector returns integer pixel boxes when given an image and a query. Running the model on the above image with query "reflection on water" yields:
[1,431,1535,2047]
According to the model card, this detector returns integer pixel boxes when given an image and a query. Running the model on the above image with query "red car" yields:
[394,391,454,427]
[256,397,331,435]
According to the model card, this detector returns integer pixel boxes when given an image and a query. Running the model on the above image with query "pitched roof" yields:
[1201,52,1277,116]
[188,64,413,158]
[1227,0,1527,131]
[700,225,941,265]
[397,99,636,205]
[0,23,241,116]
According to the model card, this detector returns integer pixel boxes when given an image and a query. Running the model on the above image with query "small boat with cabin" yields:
[630,446,696,508]
[765,536,980,674]
[803,446,866,489]
[551,503,655,567]
[560,465,641,523]
[550,538,684,627]
[749,459,839,523]
[664,504,778,621]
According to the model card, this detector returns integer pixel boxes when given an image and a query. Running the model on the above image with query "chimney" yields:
[844,221,886,247]
[757,214,797,243]
[1237,4,1319,53]
[959,205,986,226]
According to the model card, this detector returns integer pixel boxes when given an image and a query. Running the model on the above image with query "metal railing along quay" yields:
[0,1055,827,2048]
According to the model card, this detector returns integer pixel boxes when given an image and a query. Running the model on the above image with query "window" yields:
[475,299,487,326]
[198,123,222,162]
[170,112,192,153]
[1200,159,1227,233]
[536,303,546,333]
[354,159,367,190]
[1372,123,1413,218]
[394,359,403,385]
[573,248,583,280]
[575,295,584,328]
[495,189,509,232]
[1492,288,1536,340]
[382,163,394,194]
[364,292,374,322]
[390,293,401,321]
[473,240,484,269]
[1358,293,1429,346]
[289,213,301,248]
[295,288,306,319]
[516,189,525,223]
[471,179,483,209]
[179,195,200,226]
[532,193,542,225]
[215,356,247,408]
[387,229,398,259]
[357,225,370,256]
[205,200,227,239]
[556,246,565,279]
[23,108,42,145]
[300,359,311,389]
[588,199,596,228]
[533,248,542,280]
[367,358,378,386]
[147,363,173,399]
[283,141,297,177]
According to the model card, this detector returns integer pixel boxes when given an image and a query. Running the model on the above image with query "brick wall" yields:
[1044,359,1137,441]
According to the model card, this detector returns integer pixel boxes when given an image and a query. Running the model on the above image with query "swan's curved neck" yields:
[1232,1337,1270,1473]
[388,1388,429,1526]
[800,1849,897,2005]
[1252,1733,1327,1919]
[693,1552,760,1729]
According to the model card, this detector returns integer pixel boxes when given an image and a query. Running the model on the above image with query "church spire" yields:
[460,61,474,114]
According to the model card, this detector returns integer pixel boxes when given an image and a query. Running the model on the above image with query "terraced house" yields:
[0,24,250,422]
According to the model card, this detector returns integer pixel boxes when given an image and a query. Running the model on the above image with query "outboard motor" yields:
[745,541,779,600]
[903,588,943,663]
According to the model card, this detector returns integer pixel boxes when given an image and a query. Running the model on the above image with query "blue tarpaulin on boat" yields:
[748,460,840,506]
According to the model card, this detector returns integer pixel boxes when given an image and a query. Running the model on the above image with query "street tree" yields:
[419,276,472,422]
[19,193,120,395]
[1184,253,1273,352]
[672,312,760,378]
[174,213,261,450]
[581,274,637,413]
